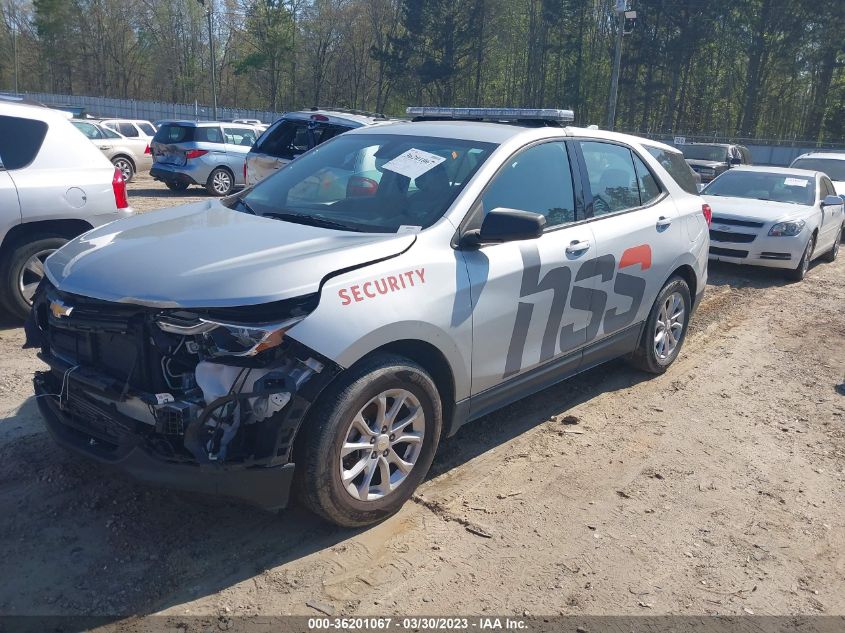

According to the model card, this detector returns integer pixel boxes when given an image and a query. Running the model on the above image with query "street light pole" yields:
[197,0,218,120]
[606,0,625,131]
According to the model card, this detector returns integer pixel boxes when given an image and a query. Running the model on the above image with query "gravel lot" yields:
[0,177,843,622]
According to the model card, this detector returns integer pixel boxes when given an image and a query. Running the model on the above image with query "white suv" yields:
[100,119,157,141]
[0,100,133,319]
[29,108,708,526]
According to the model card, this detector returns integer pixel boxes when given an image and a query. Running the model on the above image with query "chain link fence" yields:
[7,91,285,124]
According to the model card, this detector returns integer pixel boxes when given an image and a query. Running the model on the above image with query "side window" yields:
[137,122,156,135]
[821,177,834,198]
[482,141,576,228]
[632,153,662,205]
[0,115,49,170]
[196,127,223,143]
[644,146,699,195]
[74,122,100,139]
[118,122,138,137]
[579,141,640,215]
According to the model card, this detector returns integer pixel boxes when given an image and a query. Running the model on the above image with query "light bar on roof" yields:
[406,107,574,123]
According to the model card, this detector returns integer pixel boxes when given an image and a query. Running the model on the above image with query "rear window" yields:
[0,115,49,170]
[153,124,223,144]
[644,145,699,194]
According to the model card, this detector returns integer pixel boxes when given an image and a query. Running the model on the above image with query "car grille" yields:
[711,216,764,229]
[710,246,749,258]
[709,230,756,244]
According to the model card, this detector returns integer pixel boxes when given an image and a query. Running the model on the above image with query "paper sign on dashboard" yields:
[382,148,446,180]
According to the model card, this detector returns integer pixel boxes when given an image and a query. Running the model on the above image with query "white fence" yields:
[7,91,285,124]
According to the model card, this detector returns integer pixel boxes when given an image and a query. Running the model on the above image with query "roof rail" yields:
[309,106,388,119]
[406,107,575,126]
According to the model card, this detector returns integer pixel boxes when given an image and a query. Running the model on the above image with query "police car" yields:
[27,108,710,527]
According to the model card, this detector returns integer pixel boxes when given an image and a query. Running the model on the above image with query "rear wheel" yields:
[821,225,841,262]
[296,354,442,527]
[787,234,815,281]
[206,167,234,196]
[627,276,691,374]
[111,156,135,183]
[165,181,189,192]
[0,235,68,320]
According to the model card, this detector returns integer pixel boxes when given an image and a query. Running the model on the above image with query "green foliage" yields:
[2,0,844,142]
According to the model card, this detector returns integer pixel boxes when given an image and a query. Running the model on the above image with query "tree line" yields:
[1,0,843,143]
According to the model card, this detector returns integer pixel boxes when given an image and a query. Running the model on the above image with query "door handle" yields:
[565,239,591,255]
[656,216,672,228]
[101,146,112,150]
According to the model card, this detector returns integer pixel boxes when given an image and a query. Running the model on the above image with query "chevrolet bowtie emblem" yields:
[50,300,74,319]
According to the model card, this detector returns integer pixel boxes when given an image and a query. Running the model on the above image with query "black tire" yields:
[111,156,135,183]
[626,276,692,375]
[165,181,189,192]
[787,234,815,281]
[206,167,235,196]
[0,235,68,320]
[821,225,841,262]
[295,353,442,527]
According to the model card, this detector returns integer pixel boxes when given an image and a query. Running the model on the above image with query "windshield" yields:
[239,133,497,233]
[681,145,729,162]
[791,158,845,182]
[703,170,815,205]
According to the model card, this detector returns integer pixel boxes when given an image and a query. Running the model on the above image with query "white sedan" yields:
[702,166,844,280]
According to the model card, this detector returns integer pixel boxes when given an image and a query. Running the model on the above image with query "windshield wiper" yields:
[262,211,360,232]
[234,197,258,215]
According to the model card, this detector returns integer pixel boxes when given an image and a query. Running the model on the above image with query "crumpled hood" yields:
[45,200,415,308]
[702,195,813,223]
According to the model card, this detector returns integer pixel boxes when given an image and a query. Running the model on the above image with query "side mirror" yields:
[729,157,741,165]
[821,195,843,207]
[462,208,546,247]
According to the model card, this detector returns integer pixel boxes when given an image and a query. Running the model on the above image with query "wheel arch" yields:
[0,219,93,257]
[667,263,697,304]
[111,153,136,170]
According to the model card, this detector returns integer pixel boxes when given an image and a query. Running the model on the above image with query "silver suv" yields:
[246,109,389,186]
[0,100,133,320]
[150,121,261,196]
[29,108,709,526]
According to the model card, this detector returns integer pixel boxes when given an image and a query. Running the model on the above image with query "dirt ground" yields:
[0,177,843,621]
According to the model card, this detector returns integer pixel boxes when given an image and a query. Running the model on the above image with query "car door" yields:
[819,176,843,249]
[462,140,596,403]
[222,126,258,185]
[574,140,683,364]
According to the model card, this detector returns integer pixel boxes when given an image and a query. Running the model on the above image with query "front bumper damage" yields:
[27,284,341,510]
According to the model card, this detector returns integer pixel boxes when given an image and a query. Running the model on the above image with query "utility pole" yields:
[606,0,625,130]
[197,0,218,120]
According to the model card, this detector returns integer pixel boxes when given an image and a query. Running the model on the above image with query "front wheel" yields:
[627,276,691,374]
[0,235,68,320]
[821,225,841,262]
[295,354,442,527]
[206,167,234,196]
[787,234,815,281]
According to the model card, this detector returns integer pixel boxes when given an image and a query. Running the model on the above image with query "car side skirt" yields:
[447,321,644,436]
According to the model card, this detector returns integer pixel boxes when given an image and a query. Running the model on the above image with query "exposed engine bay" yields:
[27,282,340,469]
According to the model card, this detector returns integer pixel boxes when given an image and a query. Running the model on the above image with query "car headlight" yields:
[768,220,805,237]
[157,316,304,357]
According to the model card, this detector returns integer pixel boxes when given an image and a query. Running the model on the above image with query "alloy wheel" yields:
[653,291,685,361]
[18,248,54,304]
[340,389,425,501]
[113,158,133,182]
[212,170,232,195]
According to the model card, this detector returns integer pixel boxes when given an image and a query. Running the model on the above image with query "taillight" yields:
[347,175,379,198]
[701,203,712,227]
[144,144,151,155]
[185,149,208,160]
[112,167,129,209]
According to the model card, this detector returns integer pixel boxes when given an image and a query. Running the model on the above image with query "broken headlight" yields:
[156,315,304,357]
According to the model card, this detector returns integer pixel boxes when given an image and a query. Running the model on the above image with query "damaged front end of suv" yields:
[27,284,340,510]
